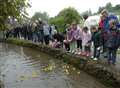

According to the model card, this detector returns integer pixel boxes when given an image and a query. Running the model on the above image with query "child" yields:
[74,27,83,53]
[72,24,83,54]
[105,20,120,65]
[82,27,91,57]
[70,23,77,53]
[64,35,70,51]
[90,26,102,60]
[52,30,64,48]
[52,39,61,48]
[63,26,71,51]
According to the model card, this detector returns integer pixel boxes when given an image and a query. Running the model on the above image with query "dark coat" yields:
[105,28,120,49]
[91,31,102,47]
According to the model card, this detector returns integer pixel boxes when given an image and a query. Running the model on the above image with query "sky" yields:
[27,0,120,17]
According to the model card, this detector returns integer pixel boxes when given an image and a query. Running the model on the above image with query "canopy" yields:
[84,15,100,29]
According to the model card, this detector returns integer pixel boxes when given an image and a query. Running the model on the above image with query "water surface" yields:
[0,43,108,88]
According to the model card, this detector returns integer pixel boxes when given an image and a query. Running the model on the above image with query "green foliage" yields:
[49,7,82,32]
[49,16,65,32]
[58,7,82,24]
[0,0,30,30]
[31,12,49,22]
[97,2,120,15]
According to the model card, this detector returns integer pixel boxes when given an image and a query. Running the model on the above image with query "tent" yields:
[84,15,100,30]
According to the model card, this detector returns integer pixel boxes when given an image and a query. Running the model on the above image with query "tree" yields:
[97,7,105,14]
[49,7,82,32]
[0,0,30,30]
[106,2,112,10]
[31,12,49,22]
[114,5,120,15]
[96,2,120,15]
[49,16,65,32]
[58,7,82,24]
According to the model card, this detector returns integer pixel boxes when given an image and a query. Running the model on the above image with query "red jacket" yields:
[99,20,104,29]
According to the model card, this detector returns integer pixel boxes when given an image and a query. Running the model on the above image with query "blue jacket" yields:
[105,28,120,49]
[103,14,120,30]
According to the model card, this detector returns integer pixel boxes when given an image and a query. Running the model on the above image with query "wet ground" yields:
[0,43,109,88]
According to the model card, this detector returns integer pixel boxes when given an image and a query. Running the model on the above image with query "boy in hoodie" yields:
[90,26,102,60]
[105,20,120,65]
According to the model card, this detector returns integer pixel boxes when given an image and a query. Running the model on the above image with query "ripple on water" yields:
[0,43,108,88]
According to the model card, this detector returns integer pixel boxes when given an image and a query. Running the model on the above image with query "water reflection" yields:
[0,43,108,88]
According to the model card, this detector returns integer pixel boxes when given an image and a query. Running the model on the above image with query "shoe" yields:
[78,52,81,55]
[91,56,94,59]
[82,52,87,56]
[112,62,116,65]
[86,53,91,57]
[74,51,78,55]
[80,52,84,56]
[71,50,75,54]
[93,58,98,61]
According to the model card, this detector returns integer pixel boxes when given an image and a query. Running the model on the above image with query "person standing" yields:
[90,26,102,60]
[38,21,44,44]
[101,9,120,58]
[73,26,83,53]
[105,20,120,65]
[81,27,91,56]
[101,9,120,30]
[69,23,78,53]
[43,22,50,45]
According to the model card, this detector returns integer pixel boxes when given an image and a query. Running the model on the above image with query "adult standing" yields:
[101,9,120,30]
[43,22,50,45]
[100,9,120,57]
[49,24,56,41]
[38,21,44,44]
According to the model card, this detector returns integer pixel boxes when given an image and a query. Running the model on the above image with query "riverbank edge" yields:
[1,38,120,88]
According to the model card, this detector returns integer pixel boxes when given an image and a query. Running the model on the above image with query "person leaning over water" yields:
[63,26,71,51]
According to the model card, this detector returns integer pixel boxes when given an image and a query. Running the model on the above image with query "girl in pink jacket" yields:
[81,27,92,56]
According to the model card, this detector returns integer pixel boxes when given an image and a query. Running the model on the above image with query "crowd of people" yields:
[6,9,120,65]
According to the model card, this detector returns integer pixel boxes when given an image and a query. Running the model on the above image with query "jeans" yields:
[33,33,38,42]
[44,35,50,45]
[107,48,117,64]
[94,46,100,58]
[70,41,76,52]
[85,46,91,52]
[64,43,70,51]
[39,30,44,44]
[77,40,82,50]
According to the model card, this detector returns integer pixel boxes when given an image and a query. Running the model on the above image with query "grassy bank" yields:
[2,38,120,88]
